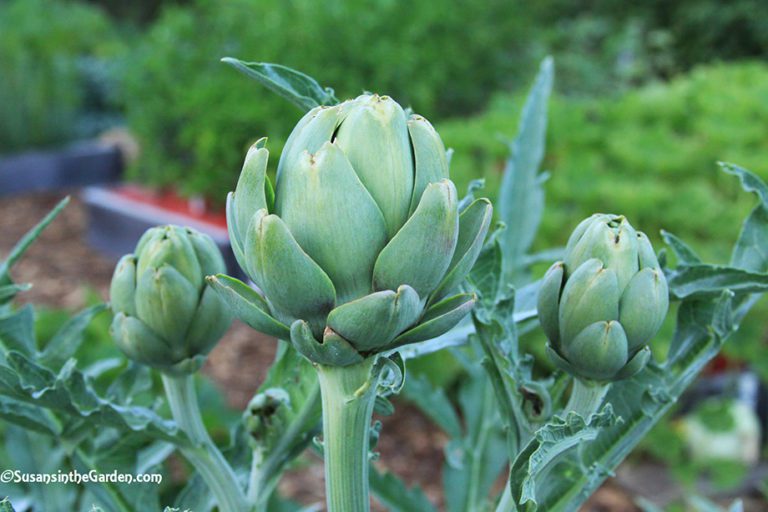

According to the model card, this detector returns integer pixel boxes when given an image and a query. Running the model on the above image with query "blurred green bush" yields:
[119,0,533,200]
[0,0,121,153]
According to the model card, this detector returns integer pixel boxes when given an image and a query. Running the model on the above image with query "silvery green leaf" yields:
[661,230,702,265]
[369,468,437,512]
[39,303,108,370]
[732,203,768,273]
[5,427,76,511]
[498,57,553,282]
[221,58,338,111]
[0,352,187,446]
[723,163,768,273]
[0,395,60,435]
[508,405,617,508]
[0,304,35,355]
[720,162,768,204]
[666,264,768,299]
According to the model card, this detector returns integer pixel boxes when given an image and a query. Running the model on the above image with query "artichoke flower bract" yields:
[211,93,492,366]
[537,214,669,382]
[110,225,233,374]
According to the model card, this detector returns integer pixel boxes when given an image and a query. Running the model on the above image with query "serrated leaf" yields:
[0,304,35,355]
[0,352,187,445]
[0,395,60,435]
[106,363,153,404]
[732,204,768,272]
[666,264,768,299]
[661,230,702,265]
[369,468,437,512]
[0,498,16,512]
[498,57,553,282]
[221,58,338,111]
[509,406,617,507]
[39,303,108,370]
[720,162,768,204]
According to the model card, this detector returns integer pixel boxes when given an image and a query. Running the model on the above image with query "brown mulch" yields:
[1,191,647,511]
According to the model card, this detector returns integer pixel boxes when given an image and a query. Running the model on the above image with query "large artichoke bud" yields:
[537,214,669,382]
[110,226,233,374]
[212,94,492,366]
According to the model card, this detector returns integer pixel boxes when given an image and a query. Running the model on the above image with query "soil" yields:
[0,191,719,512]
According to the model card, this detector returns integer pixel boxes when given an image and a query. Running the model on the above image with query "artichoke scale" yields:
[327,285,421,352]
[558,258,620,345]
[373,180,459,298]
[206,274,290,340]
[429,197,493,304]
[276,142,388,304]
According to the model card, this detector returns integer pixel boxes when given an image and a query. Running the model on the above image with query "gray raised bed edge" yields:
[82,186,245,279]
[0,142,122,197]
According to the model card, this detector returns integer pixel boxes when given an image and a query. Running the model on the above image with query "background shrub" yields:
[0,0,121,153]
[120,0,533,200]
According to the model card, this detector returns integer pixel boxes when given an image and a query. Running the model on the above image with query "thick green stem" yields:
[565,379,610,418]
[317,357,379,512]
[162,374,248,512]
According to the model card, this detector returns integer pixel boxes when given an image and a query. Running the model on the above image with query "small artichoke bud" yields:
[538,214,669,382]
[109,225,233,375]
[243,388,291,450]
[220,93,493,365]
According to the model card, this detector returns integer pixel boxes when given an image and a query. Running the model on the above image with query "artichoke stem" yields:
[565,378,611,418]
[162,374,249,512]
[317,357,380,512]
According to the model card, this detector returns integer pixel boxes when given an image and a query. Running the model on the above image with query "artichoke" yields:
[110,225,233,374]
[211,94,492,366]
[537,214,669,381]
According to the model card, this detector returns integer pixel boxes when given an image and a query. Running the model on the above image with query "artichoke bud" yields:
[539,214,669,382]
[243,388,291,450]
[223,93,491,364]
[109,225,233,375]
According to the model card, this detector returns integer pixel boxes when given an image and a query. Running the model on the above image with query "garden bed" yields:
[0,142,122,197]
[82,184,245,279]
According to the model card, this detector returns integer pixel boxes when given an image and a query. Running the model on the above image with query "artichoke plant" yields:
[211,93,493,366]
[110,225,233,374]
[537,214,669,382]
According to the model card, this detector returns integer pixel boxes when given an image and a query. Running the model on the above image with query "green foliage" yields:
[0,0,121,152]
[120,0,532,200]
[440,62,768,370]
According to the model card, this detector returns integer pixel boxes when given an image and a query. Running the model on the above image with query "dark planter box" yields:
[82,185,244,279]
[0,142,122,197]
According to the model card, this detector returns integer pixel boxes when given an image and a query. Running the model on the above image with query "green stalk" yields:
[564,379,610,418]
[162,374,249,512]
[316,357,380,512]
